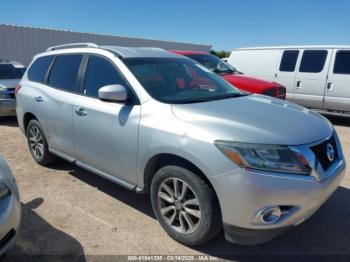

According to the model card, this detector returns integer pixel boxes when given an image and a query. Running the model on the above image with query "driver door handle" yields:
[75,107,87,116]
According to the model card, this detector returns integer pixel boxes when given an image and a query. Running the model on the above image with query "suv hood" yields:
[222,74,279,92]
[0,79,20,89]
[171,95,332,146]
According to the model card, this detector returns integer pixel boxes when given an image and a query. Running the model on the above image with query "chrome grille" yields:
[310,135,338,171]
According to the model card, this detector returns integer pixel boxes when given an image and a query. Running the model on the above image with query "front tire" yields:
[150,165,221,246]
[26,119,56,165]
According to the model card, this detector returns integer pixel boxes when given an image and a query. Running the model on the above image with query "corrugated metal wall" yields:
[0,24,212,66]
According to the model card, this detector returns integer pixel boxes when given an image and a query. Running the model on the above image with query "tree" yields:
[210,50,231,58]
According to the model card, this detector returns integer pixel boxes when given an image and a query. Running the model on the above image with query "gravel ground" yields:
[0,115,349,261]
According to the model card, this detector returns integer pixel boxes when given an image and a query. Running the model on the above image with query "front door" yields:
[274,50,300,102]
[73,55,140,184]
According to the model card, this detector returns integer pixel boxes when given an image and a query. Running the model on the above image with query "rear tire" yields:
[150,165,221,246]
[26,119,56,166]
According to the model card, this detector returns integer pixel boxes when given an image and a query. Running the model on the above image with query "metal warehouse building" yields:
[0,24,211,66]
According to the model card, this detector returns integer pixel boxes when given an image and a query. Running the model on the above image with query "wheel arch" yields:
[142,153,218,199]
[23,112,38,133]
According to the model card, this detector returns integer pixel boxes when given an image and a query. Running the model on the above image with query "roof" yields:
[170,50,209,55]
[236,45,350,50]
[102,46,182,58]
[43,43,184,59]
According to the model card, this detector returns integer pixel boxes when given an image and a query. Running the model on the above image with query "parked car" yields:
[0,60,26,116]
[17,43,346,246]
[0,156,20,255]
[170,51,286,99]
[228,46,350,116]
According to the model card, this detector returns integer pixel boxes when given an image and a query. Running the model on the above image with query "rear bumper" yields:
[0,99,16,116]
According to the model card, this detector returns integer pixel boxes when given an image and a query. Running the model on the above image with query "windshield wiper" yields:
[175,93,246,104]
[176,97,213,104]
[221,69,235,74]
[215,93,247,99]
[213,68,235,74]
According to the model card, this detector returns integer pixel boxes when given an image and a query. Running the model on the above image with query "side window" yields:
[84,55,127,98]
[279,50,299,72]
[299,50,328,73]
[48,55,82,92]
[27,56,54,83]
[333,51,350,75]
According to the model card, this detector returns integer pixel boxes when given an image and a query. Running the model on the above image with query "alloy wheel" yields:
[29,126,44,159]
[157,178,202,234]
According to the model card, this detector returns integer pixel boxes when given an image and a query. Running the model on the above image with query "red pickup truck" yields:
[170,51,286,99]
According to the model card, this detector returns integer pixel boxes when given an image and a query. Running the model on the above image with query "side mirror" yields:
[98,84,128,102]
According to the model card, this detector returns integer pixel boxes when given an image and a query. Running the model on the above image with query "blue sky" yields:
[1,0,349,50]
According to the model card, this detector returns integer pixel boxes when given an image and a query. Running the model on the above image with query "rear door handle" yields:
[75,107,87,116]
[296,81,302,88]
[35,96,43,102]
[326,82,333,91]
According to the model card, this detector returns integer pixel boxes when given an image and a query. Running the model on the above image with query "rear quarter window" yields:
[28,56,55,83]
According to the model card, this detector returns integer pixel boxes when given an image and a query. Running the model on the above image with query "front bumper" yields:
[213,159,346,245]
[0,99,16,116]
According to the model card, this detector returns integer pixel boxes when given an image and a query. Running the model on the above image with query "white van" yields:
[228,46,350,115]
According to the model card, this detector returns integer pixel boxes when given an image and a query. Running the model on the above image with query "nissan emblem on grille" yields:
[326,143,335,162]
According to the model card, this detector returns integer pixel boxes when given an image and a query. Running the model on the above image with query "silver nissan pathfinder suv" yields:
[16,43,346,246]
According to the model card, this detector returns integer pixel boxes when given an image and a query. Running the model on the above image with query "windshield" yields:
[124,57,244,104]
[0,64,26,79]
[186,54,237,74]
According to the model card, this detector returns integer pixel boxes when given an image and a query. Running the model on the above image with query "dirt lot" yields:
[0,115,349,260]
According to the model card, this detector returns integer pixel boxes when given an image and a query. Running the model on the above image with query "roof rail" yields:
[46,43,99,51]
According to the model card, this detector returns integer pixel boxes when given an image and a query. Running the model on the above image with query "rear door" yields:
[293,49,332,108]
[324,49,350,112]
[34,54,83,158]
[275,50,300,102]
[73,54,140,184]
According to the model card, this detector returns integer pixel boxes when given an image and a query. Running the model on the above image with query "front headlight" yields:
[215,141,311,175]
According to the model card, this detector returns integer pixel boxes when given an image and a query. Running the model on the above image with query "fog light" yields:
[261,207,281,223]
[254,206,282,224]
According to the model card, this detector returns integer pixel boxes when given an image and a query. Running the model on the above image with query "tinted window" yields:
[28,56,54,83]
[279,50,299,72]
[333,51,350,74]
[48,55,82,92]
[84,55,126,98]
[299,50,328,73]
